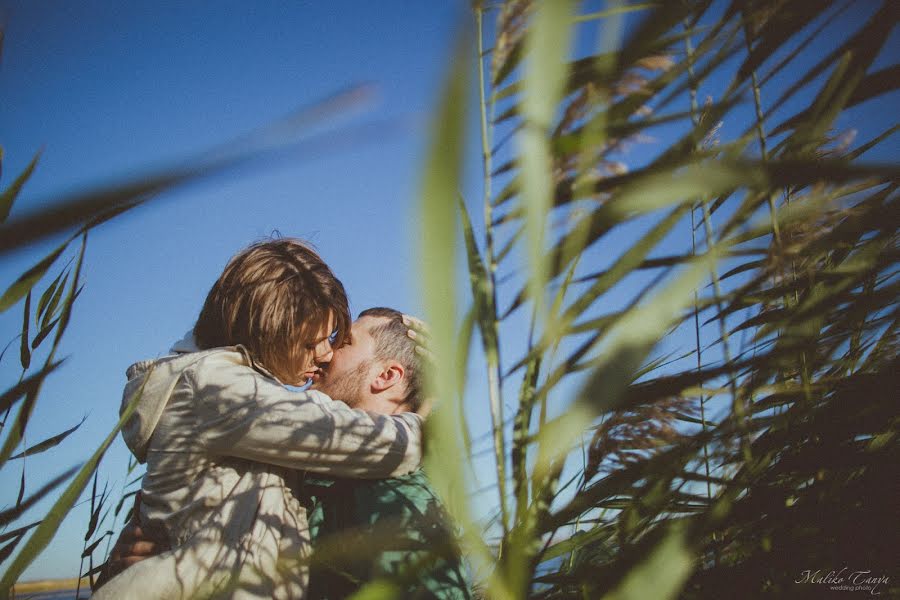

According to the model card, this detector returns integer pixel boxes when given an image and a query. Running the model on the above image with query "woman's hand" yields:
[94,492,168,589]
[402,314,436,417]
[402,314,434,362]
[108,521,164,568]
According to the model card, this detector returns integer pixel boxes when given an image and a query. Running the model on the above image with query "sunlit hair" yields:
[358,307,424,411]
[194,238,350,385]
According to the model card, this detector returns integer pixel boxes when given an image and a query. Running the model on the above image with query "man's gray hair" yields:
[358,307,424,411]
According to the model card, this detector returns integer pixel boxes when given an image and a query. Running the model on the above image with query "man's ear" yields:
[371,362,405,393]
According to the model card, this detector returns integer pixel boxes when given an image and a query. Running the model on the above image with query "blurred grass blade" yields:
[31,317,61,351]
[610,161,766,219]
[0,86,385,257]
[418,20,470,542]
[345,580,401,600]
[9,416,86,459]
[0,360,64,416]
[575,2,656,23]
[0,467,77,528]
[0,537,22,565]
[458,196,498,354]
[576,248,720,414]
[19,291,30,370]
[561,205,689,325]
[35,267,69,327]
[0,167,197,257]
[47,234,88,356]
[0,235,86,469]
[81,535,109,559]
[518,0,576,322]
[777,6,894,157]
[16,469,24,507]
[737,1,832,80]
[206,84,378,160]
[459,194,510,534]
[0,521,42,546]
[418,25,502,596]
[600,523,694,600]
[113,489,138,519]
[0,239,70,314]
[0,151,40,224]
[85,473,106,541]
[771,65,900,137]
[848,124,900,160]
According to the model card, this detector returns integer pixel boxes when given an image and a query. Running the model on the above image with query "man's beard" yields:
[314,360,370,408]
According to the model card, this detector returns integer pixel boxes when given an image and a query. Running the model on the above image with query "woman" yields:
[92,238,425,600]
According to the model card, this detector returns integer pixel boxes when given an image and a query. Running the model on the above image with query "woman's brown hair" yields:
[194,238,350,384]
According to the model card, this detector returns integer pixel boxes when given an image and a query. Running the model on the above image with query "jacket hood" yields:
[120,331,204,463]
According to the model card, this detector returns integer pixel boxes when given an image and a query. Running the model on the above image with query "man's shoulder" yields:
[306,468,433,490]
[381,468,432,487]
[372,469,437,502]
[304,469,437,507]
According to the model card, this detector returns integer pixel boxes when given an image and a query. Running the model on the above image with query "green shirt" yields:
[302,470,472,600]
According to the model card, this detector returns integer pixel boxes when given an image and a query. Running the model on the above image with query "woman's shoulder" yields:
[186,347,273,392]
[186,348,327,408]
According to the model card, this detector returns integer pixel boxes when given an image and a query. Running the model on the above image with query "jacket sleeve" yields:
[188,354,423,478]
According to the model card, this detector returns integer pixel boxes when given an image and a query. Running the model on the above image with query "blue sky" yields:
[1,0,897,584]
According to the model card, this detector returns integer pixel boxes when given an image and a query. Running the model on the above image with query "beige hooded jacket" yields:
[91,335,423,600]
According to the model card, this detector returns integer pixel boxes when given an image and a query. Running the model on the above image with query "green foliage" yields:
[417,1,898,598]
[0,152,40,224]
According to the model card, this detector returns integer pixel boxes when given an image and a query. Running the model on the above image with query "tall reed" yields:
[416,1,898,598]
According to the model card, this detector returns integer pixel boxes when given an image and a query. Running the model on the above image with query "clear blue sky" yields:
[1,0,896,583]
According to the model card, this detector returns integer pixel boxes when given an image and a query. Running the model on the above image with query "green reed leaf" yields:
[0,239,69,314]
[417,18,471,545]
[31,317,61,351]
[574,248,720,414]
[0,467,77,529]
[0,361,63,416]
[737,0,832,80]
[598,522,694,600]
[8,416,86,460]
[35,267,69,327]
[458,196,497,352]
[346,580,401,600]
[0,521,42,547]
[0,151,40,224]
[19,291,30,370]
[418,26,503,597]
[81,534,110,559]
[113,489,138,519]
[518,0,576,324]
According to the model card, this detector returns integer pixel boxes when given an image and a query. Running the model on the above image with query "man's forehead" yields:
[352,315,390,334]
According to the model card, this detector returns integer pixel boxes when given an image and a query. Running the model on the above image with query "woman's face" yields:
[295,312,338,384]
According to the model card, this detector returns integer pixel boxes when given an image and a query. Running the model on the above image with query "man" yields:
[101,307,472,599]
[303,307,470,599]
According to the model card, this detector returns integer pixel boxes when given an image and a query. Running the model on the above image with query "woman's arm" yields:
[189,353,423,478]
